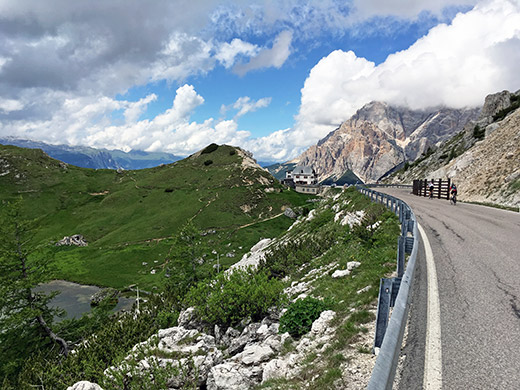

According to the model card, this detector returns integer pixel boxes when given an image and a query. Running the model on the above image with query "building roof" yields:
[292,165,315,175]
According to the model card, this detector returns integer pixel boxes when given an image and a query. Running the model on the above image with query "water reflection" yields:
[35,280,135,321]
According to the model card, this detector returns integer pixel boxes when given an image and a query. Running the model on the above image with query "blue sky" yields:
[1,0,519,163]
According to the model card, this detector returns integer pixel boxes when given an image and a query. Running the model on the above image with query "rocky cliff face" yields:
[293,102,479,183]
[386,90,520,208]
[430,102,520,208]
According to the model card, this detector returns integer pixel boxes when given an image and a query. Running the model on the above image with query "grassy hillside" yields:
[0,144,311,289]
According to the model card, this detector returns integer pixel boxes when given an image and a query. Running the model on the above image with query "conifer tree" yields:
[164,220,207,303]
[0,199,69,359]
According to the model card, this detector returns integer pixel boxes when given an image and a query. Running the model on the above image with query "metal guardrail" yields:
[365,183,413,189]
[356,186,419,390]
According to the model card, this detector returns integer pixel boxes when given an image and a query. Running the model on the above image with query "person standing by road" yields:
[428,179,435,199]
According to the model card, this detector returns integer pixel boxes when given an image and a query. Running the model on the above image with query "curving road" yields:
[379,188,520,390]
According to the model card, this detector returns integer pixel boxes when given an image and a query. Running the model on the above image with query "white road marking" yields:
[418,223,443,390]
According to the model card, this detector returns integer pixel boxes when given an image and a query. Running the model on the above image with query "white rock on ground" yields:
[105,325,223,388]
[228,238,272,271]
[233,345,275,365]
[207,362,263,390]
[347,261,361,271]
[67,382,103,390]
[332,269,351,278]
[332,261,360,278]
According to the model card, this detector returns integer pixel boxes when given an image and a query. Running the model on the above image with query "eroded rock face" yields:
[103,325,223,389]
[478,90,512,124]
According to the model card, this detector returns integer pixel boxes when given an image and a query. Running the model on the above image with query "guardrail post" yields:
[374,278,392,350]
[405,237,414,254]
[407,219,414,233]
[397,236,405,278]
[401,215,408,236]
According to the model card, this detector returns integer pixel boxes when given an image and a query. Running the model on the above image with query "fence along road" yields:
[379,188,520,389]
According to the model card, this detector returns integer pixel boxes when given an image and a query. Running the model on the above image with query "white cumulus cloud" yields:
[221,96,272,119]
[233,30,293,76]
[216,39,259,68]
[0,98,24,113]
[291,0,520,152]
[352,0,479,19]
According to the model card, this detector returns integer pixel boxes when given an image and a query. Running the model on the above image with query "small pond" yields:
[35,280,136,321]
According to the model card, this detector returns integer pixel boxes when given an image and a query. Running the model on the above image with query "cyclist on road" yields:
[450,183,458,204]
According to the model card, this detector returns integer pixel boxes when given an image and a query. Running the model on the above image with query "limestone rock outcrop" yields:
[56,234,88,247]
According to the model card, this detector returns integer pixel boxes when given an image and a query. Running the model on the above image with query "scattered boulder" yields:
[67,381,103,390]
[177,307,199,329]
[284,207,297,219]
[262,358,291,382]
[332,269,351,278]
[56,234,88,247]
[207,362,262,390]
[311,310,336,335]
[233,344,275,366]
[347,261,361,271]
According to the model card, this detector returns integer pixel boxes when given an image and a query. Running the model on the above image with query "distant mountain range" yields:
[0,138,181,169]
[268,102,480,183]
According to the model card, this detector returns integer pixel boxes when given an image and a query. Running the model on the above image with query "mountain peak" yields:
[292,100,480,183]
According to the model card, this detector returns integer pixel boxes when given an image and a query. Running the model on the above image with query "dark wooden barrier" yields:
[413,179,451,200]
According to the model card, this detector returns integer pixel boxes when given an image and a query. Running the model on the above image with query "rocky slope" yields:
[66,188,400,390]
[431,106,520,207]
[282,102,479,184]
[387,90,520,208]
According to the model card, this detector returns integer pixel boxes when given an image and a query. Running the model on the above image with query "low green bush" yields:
[203,159,213,166]
[186,268,285,327]
[473,124,485,140]
[201,143,219,154]
[279,296,329,338]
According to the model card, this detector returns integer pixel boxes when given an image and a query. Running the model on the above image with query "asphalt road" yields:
[380,188,520,390]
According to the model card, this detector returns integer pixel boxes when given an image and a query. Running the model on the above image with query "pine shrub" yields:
[201,143,219,154]
[279,296,329,338]
[186,268,285,327]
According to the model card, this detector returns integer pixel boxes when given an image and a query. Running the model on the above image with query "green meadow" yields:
[0,144,311,289]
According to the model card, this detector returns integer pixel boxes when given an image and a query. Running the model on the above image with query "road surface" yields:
[380,188,520,390]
